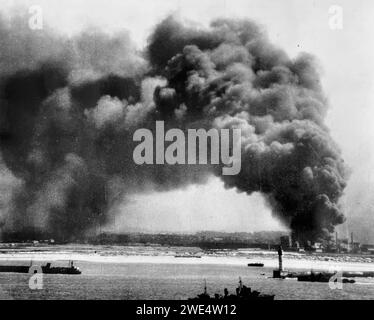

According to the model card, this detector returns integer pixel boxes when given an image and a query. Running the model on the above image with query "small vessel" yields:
[247,263,264,267]
[193,279,210,300]
[42,261,81,274]
[297,271,356,284]
[343,279,355,284]
[0,261,81,275]
[189,277,275,300]
[297,272,331,282]
[0,265,29,273]
[175,253,202,258]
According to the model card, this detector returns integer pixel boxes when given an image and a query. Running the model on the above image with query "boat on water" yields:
[297,272,331,282]
[296,271,355,283]
[0,261,81,275]
[247,263,264,267]
[174,254,202,258]
[189,278,275,301]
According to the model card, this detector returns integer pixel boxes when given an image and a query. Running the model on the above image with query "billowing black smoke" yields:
[0,14,347,242]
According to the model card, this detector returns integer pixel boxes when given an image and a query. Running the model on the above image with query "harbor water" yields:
[0,260,374,299]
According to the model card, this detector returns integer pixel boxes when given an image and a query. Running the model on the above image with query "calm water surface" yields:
[0,261,374,299]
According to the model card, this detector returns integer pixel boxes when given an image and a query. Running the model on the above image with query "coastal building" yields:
[311,242,323,253]
[361,244,374,254]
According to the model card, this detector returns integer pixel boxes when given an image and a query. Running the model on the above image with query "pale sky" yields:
[2,0,374,234]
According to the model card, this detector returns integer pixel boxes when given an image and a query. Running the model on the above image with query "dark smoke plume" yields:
[0,14,347,243]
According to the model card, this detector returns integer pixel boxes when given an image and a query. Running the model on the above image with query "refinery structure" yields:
[280,232,374,255]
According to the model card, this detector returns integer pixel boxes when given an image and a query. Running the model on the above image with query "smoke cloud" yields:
[0,13,347,243]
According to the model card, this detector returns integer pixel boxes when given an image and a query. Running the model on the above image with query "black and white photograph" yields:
[0,0,373,308]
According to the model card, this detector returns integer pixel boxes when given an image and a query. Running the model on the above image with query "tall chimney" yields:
[273,245,284,278]
[278,246,283,272]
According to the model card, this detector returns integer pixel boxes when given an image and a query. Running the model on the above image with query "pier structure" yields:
[273,245,287,278]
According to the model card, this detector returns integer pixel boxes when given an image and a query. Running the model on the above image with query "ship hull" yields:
[0,265,81,275]
[0,266,30,273]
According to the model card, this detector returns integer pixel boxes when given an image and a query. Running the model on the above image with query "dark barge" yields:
[0,261,81,274]
[247,263,264,267]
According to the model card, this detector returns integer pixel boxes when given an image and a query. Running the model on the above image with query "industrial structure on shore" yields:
[280,232,374,254]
